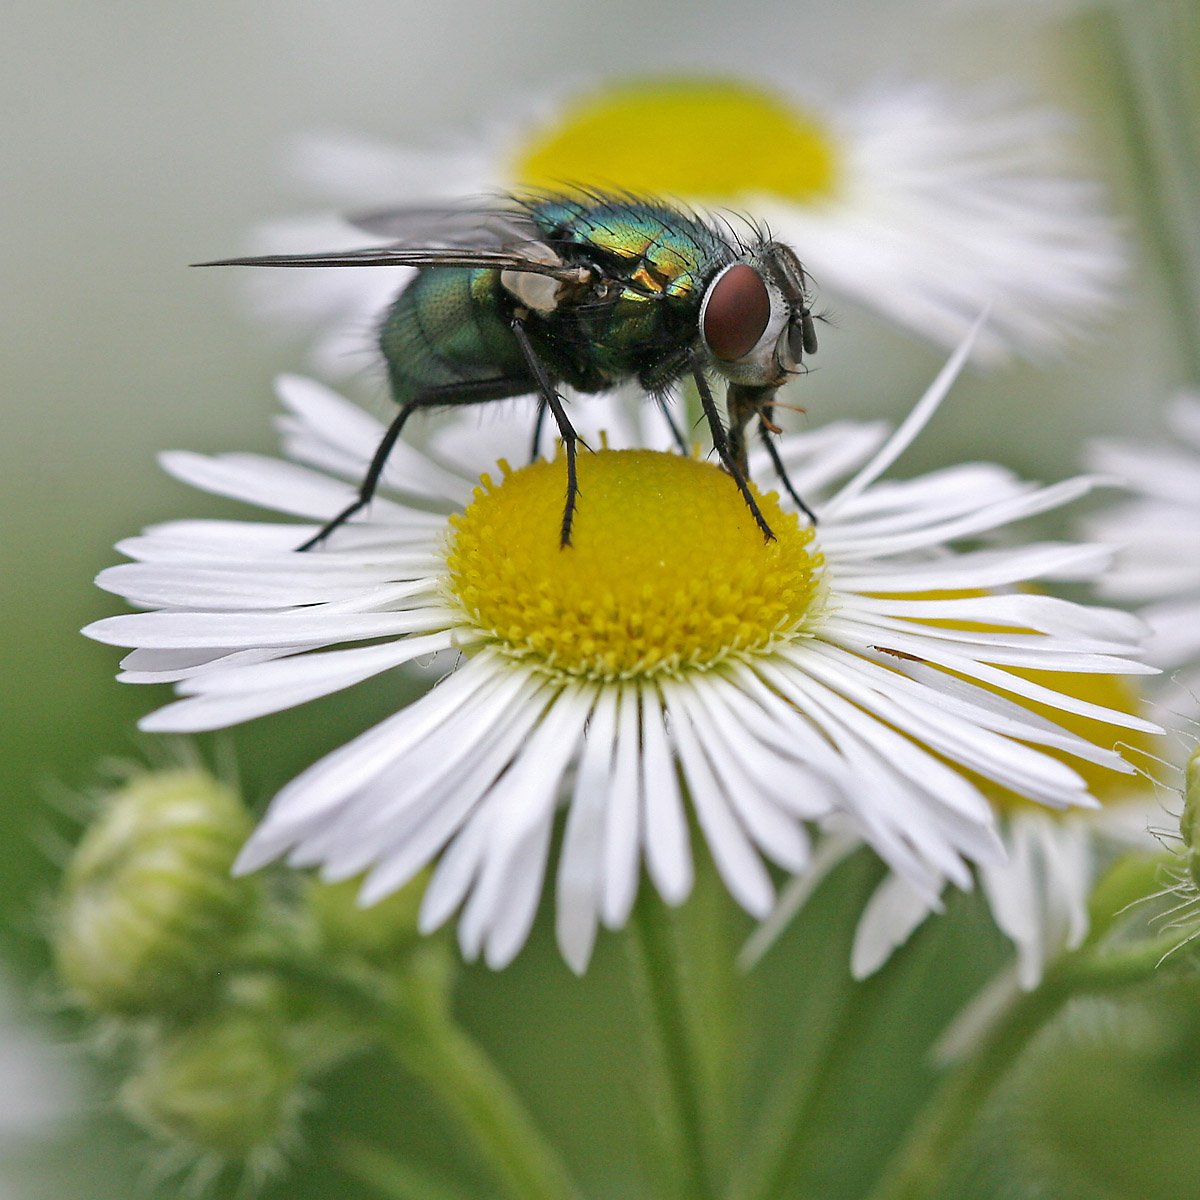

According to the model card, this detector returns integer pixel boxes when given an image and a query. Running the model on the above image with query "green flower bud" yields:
[55,768,256,1015]
[1184,746,1200,890]
[121,1006,302,1164]
[305,873,428,963]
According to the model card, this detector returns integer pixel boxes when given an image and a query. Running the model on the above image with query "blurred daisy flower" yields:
[244,76,1124,375]
[1082,391,1200,716]
[748,672,1162,992]
[85,349,1157,972]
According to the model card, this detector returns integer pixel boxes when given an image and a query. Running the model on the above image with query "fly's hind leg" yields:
[657,394,690,455]
[298,373,534,551]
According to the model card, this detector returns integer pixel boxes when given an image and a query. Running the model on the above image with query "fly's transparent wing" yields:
[347,203,543,249]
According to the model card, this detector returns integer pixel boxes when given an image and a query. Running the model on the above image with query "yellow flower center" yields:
[445,450,822,680]
[511,78,839,205]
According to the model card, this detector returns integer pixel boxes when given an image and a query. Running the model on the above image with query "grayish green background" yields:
[0,3,1192,1197]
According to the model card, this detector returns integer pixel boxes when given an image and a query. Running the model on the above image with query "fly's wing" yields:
[347,204,542,248]
[195,203,589,283]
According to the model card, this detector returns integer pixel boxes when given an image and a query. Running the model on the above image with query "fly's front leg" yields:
[511,312,582,547]
[758,401,818,526]
[689,351,774,541]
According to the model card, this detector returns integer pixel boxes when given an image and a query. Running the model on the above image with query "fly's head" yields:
[698,242,818,389]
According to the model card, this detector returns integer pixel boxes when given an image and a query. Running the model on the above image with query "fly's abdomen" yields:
[379,268,526,404]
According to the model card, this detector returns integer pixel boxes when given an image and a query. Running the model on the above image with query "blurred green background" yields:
[2,1,1196,1197]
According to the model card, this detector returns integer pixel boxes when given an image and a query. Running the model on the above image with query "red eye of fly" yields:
[702,264,771,361]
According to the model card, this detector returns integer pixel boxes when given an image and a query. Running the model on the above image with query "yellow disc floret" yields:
[512,78,839,205]
[445,450,822,680]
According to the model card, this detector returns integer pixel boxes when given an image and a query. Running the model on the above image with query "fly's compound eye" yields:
[701,264,771,361]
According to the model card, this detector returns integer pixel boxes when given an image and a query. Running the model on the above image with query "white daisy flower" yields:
[1083,390,1200,716]
[84,348,1157,972]
[242,75,1123,376]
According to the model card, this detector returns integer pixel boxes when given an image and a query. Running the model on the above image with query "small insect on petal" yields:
[703,264,771,361]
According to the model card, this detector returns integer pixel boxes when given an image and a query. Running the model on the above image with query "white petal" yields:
[835,542,1114,592]
[146,632,454,733]
[663,683,774,917]
[600,687,644,930]
[556,689,617,973]
[456,686,594,959]
[851,874,938,979]
[640,686,692,906]
[233,654,515,868]
[86,605,449,651]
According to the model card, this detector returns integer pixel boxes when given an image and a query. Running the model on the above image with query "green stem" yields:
[237,948,585,1200]
[626,891,720,1200]
[731,975,872,1200]
[1092,0,1200,382]
[864,931,1187,1200]
[339,1139,482,1200]
[379,951,586,1200]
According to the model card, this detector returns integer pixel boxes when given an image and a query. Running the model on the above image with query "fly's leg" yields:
[297,404,415,552]
[530,397,548,464]
[657,394,690,455]
[758,403,818,525]
[298,374,534,551]
[690,351,774,541]
[511,313,583,547]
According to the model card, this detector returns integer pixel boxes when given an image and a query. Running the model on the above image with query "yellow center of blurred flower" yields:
[511,78,839,204]
[445,449,822,680]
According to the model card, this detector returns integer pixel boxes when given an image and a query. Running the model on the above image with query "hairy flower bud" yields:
[1182,746,1200,890]
[55,769,256,1015]
[121,1007,302,1163]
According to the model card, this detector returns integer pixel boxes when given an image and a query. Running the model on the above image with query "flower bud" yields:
[121,1006,302,1163]
[55,768,256,1015]
[1182,745,1200,890]
[305,873,427,962]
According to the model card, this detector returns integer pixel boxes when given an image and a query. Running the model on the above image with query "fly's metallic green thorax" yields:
[527,197,730,301]
[198,191,819,548]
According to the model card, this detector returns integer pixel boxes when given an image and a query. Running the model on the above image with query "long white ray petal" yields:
[232,654,515,868]
[350,684,556,899]
[662,683,774,917]
[85,606,450,650]
[601,686,644,930]
[160,450,408,522]
[823,313,984,517]
[557,689,618,973]
[640,687,692,906]
[851,873,938,979]
[140,632,454,732]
